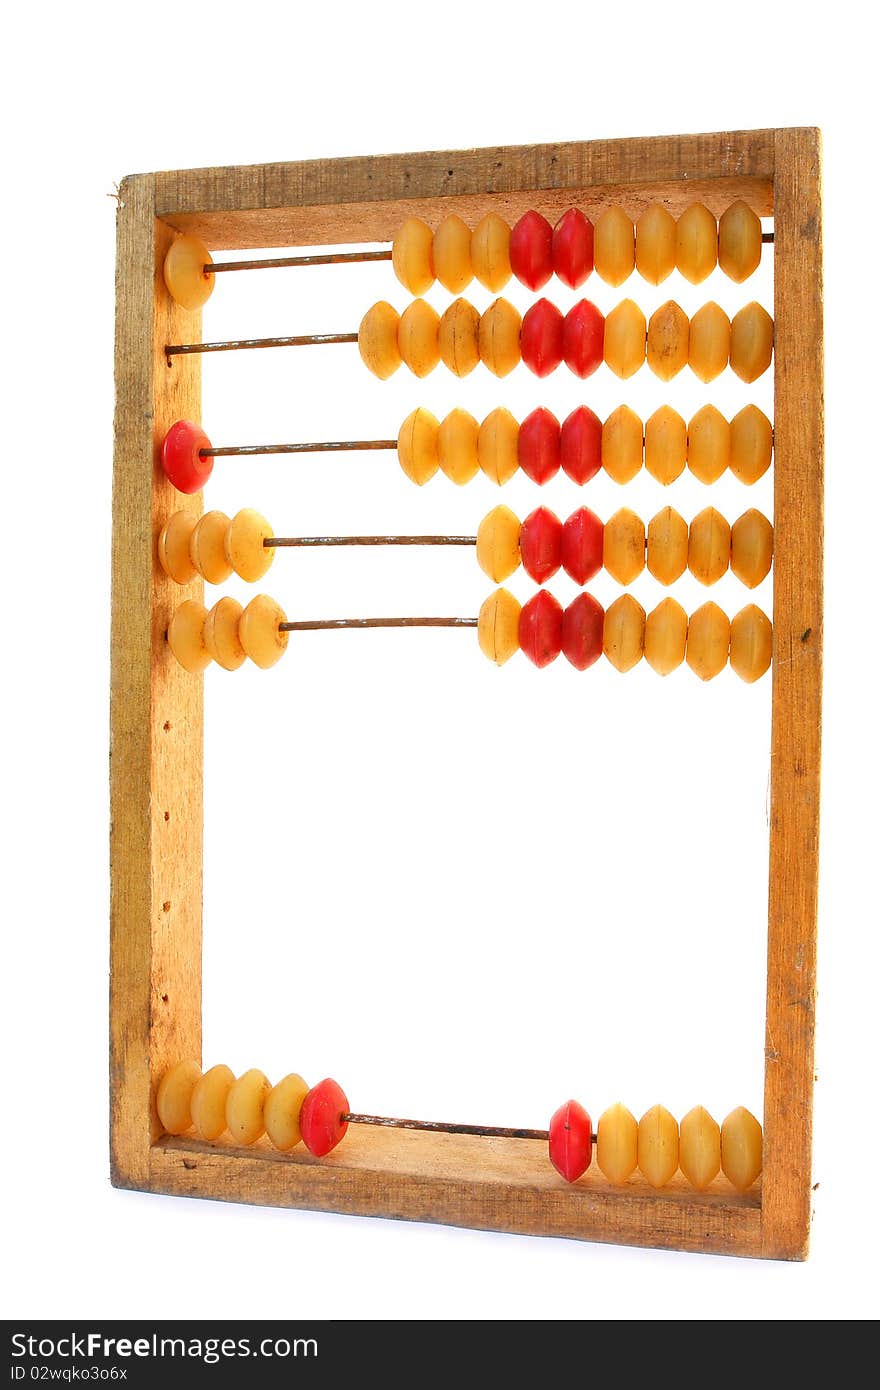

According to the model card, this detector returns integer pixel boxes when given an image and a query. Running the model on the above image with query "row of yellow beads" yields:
[596,1102,762,1191]
[157,1060,308,1151]
[158,508,274,585]
[168,595,287,672]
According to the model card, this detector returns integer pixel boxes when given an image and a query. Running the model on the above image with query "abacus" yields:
[110,129,823,1259]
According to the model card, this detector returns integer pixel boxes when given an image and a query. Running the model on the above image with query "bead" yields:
[686,602,730,680]
[438,408,480,485]
[679,1106,721,1190]
[561,507,603,585]
[638,1104,679,1188]
[433,214,473,293]
[203,597,246,672]
[647,300,689,380]
[603,594,645,673]
[730,605,773,683]
[189,510,233,585]
[561,592,604,671]
[478,408,520,485]
[156,1060,201,1135]
[167,600,210,673]
[645,406,687,485]
[560,406,602,485]
[476,506,521,582]
[478,588,521,665]
[548,1100,593,1182]
[688,405,730,485]
[688,507,731,586]
[265,1072,310,1152]
[397,407,440,486]
[603,508,645,585]
[721,1107,762,1191]
[519,591,564,668]
[729,405,773,485]
[602,406,643,484]
[730,301,775,384]
[646,507,688,585]
[162,420,214,495]
[358,302,401,380]
[731,510,773,588]
[163,235,214,310]
[518,407,561,485]
[635,205,676,285]
[603,299,646,379]
[398,299,440,378]
[689,302,730,383]
[644,598,688,676]
[718,201,762,282]
[478,298,522,377]
[225,508,274,582]
[552,208,593,288]
[191,1064,235,1141]
[471,213,511,292]
[675,203,717,283]
[226,1068,271,1146]
[391,217,434,294]
[300,1077,350,1157]
[510,210,554,290]
[239,594,289,669]
[562,300,604,378]
[521,299,564,378]
[597,1102,638,1184]
[438,299,480,377]
[594,206,634,286]
[520,507,563,584]
[158,511,197,584]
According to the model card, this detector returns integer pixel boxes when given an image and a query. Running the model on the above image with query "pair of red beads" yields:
[520,592,604,671]
[520,507,603,586]
[510,208,594,291]
[521,299,604,379]
[520,405,601,486]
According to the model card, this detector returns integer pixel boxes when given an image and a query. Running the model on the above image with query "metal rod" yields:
[266,535,476,549]
[279,617,478,632]
[762,232,774,243]
[344,1113,555,1142]
[205,249,392,273]
[202,439,396,457]
[166,331,357,357]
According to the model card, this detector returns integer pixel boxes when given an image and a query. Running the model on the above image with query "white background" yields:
[3,0,878,1322]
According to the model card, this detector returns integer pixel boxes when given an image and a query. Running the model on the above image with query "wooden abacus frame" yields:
[110,128,822,1260]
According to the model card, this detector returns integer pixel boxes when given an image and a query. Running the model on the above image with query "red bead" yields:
[518,591,563,668]
[520,507,563,584]
[548,1099,593,1182]
[299,1078,349,1157]
[552,209,594,289]
[520,299,564,377]
[562,300,604,378]
[161,420,214,495]
[561,593,605,670]
[560,405,602,485]
[518,407,561,485]
[561,508,604,585]
[510,210,554,291]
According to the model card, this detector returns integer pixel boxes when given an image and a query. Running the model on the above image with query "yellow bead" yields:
[225,508,274,583]
[688,405,730,485]
[163,235,214,310]
[731,510,773,588]
[478,588,521,665]
[476,506,521,582]
[225,1068,271,1146]
[721,1106,763,1191]
[471,213,511,291]
[478,298,522,377]
[358,302,401,379]
[688,302,730,383]
[647,300,689,380]
[439,409,480,485]
[264,1072,309,1152]
[391,217,434,294]
[635,205,676,285]
[719,201,762,283]
[730,302,774,383]
[675,204,717,283]
[730,405,773,485]
[604,299,646,378]
[191,1063,235,1141]
[730,605,773,683]
[156,1059,201,1135]
[603,594,645,673]
[158,511,197,584]
[602,406,643,484]
[647,507,688,585]
[397,407,440,485]
[438,298,481,377]
[478,408,520,485]
[603,508,645,585]
[597,1102,638,1184]
[239,594,289,669]
[594,207,634,286]
[167,600,210,673]
[398,299,440,377]
[679,1106,721,1190]
[190,510,232,584]
[203,597,246,672]
[638,1105,679,1188]
[645,406,686,485]
[688,507,731,586]
[644,598,688,676]
[434,214,473,293]
[686,602,730,680]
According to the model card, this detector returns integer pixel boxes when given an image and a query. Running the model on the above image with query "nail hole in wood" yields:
[162,900,171,913]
